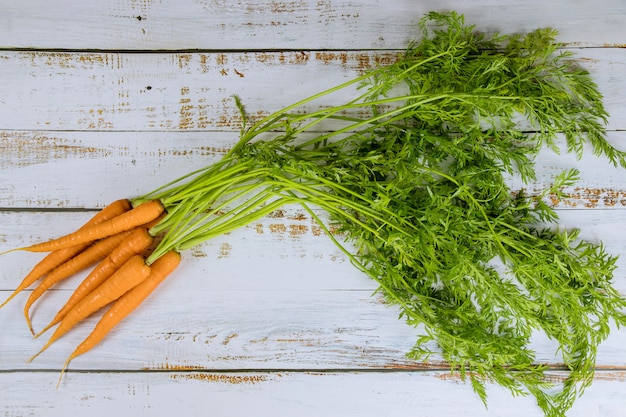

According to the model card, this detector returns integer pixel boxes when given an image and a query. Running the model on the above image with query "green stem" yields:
[228,50,456,154]
[147,182,292,263]
[175,196,296,252]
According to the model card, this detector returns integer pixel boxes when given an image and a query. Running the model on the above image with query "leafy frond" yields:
[135,11,626,417]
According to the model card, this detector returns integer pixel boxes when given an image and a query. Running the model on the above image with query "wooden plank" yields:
[1,48,625,132]
[0,0,625,50]
[0,370,624,417]
[0,131,234,208]
[0,287,419,371]
[1,209,625,371]
[3,209,626,292]
[2,130,626,209]
[1,287,624,371]
[0,209,372,292]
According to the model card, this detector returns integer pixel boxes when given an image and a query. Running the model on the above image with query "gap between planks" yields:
[2,365,625,375]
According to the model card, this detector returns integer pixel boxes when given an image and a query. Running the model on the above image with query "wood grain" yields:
[1,48,625,131]
[1,209,625,372]
[2,2,626,416]
[0,370,623,417]
[1,0,625,50]
[2,131,626,209]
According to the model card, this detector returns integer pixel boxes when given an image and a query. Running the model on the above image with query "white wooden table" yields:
[1,1,626,416]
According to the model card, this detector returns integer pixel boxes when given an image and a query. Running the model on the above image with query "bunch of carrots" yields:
[3,12,626,415]
[0,198,180,382]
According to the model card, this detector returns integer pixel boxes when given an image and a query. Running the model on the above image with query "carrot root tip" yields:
[0,294,16,310]
[0,247,24,256]
[25,318,35,337]
[34,324,53,339]
[27,340,52,364]
[26,350,42,364]
[57,354,75,389]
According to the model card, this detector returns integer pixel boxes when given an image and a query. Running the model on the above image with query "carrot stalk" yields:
[28,255,151,363]
[57,251,181,386]
[0,199,131,309]
[22,200,163,253]
[24,230,133,335]
[36,227,154,338]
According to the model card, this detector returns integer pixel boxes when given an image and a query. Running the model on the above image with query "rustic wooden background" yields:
[1,1,626,415]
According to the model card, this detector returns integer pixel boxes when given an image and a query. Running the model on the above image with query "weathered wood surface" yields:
[1,1,626,416]
[1,209,626,373]
[1,371,625,417]
[1,49,625,131]
[3,131,626,210]
[1,0,625,49]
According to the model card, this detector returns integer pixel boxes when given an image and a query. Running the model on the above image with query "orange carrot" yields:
[143,211,166,230]
[29,255,151,363]
[22,200,164,253]
[36,227,154,338]
[1,245,87,310]
[57,251,181,383]
[24,230,133,335]
[0,199,131,309]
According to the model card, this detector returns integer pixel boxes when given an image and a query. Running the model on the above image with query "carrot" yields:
[24,230,134,335]
[1,245,88,311]
[22,200,164,253]
[35,227,154,338]
[57,251,181,385]
[143,211,167,230]
[28,255,151,363]
[0,199,131,309]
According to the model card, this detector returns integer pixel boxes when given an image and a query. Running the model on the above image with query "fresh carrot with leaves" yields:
[0,199,131,310]
[36,227,154,338]
[20,200,163,253]
[57,250,180,385]
[24,230,134,335]
[119,12,626,416]
[8,12,626,416]
[28,255,151,362]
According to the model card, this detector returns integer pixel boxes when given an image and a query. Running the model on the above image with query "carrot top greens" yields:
[132,12,626,416]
